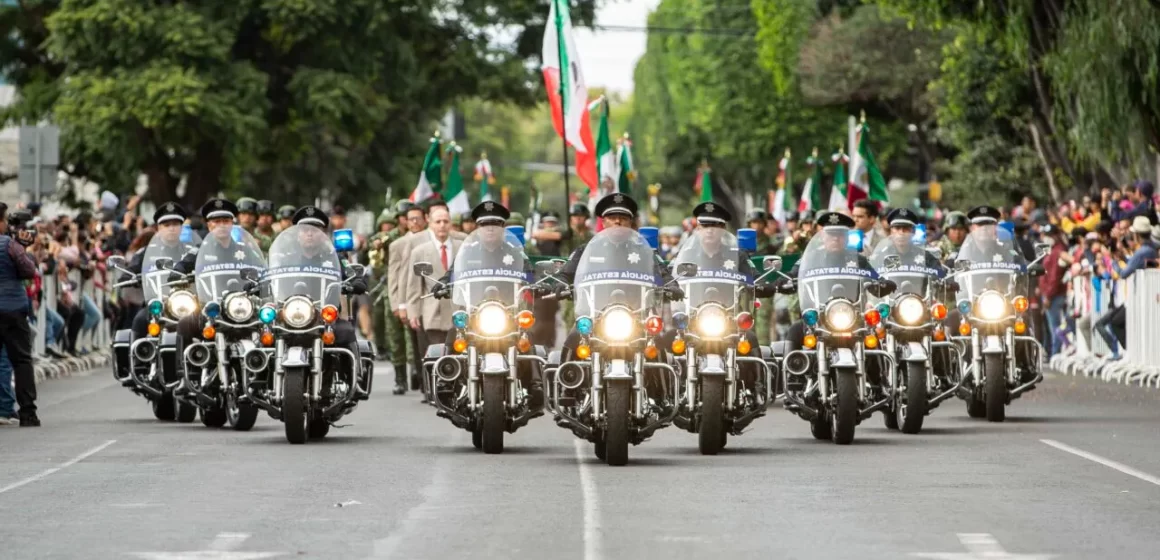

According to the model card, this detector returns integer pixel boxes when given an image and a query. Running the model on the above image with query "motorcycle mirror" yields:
[1035,242,1051,258]
[347,263,366,278]
[883,254,902,270]
[413,262,434,277]
[954,259,971,272]
[154,257,174,271]
[762,256,783,273]
[675,262,698,278]
[240,267,261,282]
[534,260,558,276]
[925,247,942,261]
[105,255,126,270]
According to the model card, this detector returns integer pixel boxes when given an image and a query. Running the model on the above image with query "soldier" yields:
[526,211,562,347]
[938,211,969,260]
[254,200,277,251]
[368,210,396,360]
[450,213,463,233]
[747,209,777,342]
[276,205,296,233]
[558,203,594,328]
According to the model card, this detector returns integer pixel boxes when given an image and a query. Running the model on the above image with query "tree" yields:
[4,0,595,209]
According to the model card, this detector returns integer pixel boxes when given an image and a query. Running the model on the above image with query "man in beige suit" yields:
[405,206,462,355]
[387,202,426,391]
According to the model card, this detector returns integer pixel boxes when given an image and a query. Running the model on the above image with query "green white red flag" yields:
[542,0,598,195]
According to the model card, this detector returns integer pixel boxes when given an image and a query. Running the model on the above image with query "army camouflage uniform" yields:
[752,231,778,343]
[368,215,394,358]
[380,226,408,386]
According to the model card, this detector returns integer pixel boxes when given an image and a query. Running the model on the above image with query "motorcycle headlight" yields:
[974,291,1007,320]
[282,296,314,328]
[695,305,728,338]
[476,303,510,336]
[224,293,254,322]
[600,307,635,341]
[824,300,857,331]
[895,295,925,325]
[167,290,198,319]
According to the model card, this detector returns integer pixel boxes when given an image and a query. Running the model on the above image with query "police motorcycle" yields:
[669,228,775,455]
[177,224,267,430]
[243,225,375,443]
[108,229,202,422]
[769,222,897,445]
[415,225,550,454]
[950,225,1048,422]
[544,226,693,466]
[868,230,962,434]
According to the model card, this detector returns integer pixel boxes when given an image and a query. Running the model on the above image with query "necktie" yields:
[441,243,448,271]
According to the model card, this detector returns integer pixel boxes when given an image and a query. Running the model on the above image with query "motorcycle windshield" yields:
[265,224,342,306]
[451,225,530,311]
[797,226,876,310]
[194,224,267,304]
[673,228,750,311]
[573,226,659,318]
[870,233,941,298]
[141,226,201,302]
[953,225,1024,299]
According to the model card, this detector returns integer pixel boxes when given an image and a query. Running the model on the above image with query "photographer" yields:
[0,203,41,427]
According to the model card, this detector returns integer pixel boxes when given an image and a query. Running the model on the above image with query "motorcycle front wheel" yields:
[604,382,631,466]
[698,376,725,455]
[984,354,1006,422]
[283,368,309,444]
[481,375,505,454]
[831,370,858,445]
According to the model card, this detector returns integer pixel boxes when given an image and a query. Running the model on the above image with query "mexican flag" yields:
[473,153,494,202]
[830,148,850,211]
[409,134,441,203]
[847,119,889,209]
[798,147,823,212]
[695,161,712,202]
[591,98,618,191]
[443,143,470,215]
[617,133,634,194]
[542,0,598,194]
[772,148,792,226]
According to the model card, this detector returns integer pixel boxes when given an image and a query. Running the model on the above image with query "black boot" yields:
[392,383,406,395]
[19,411,40,427]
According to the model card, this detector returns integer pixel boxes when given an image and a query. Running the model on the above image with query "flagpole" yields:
[554,0,573,217]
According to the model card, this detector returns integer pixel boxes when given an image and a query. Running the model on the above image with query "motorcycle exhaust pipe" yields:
[433,355,463,382]
[186,343,212,368]
[784,350,811,376]
[243,348,270,373]
[557,363,587,390]
[133,339,157,363]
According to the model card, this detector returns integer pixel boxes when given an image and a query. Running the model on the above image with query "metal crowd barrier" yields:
[24,263,111,377]
[1051,270,1160,387]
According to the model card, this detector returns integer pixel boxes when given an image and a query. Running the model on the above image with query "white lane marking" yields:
[131,532,286,560]
[0,439,116,495]
[574,439,602,560]
[1041,439,1160,487]
[912,533,1056,559]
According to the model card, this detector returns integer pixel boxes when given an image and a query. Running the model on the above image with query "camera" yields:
[6,210,36,247]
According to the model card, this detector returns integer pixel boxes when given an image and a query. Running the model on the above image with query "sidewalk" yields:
[32,351,110,383]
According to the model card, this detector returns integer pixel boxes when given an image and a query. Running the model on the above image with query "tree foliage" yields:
[1,0,596,209]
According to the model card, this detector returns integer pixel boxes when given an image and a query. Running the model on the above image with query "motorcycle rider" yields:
[882,208,944,271]
[127,202,198,343]
[433,201,534,293]
[174,199,266,352]
[555,193,682,359]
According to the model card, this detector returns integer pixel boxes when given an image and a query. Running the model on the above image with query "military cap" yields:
[471,201,510,227]
[593,192,638,219]
[277,204,296,220]
[569,203,591,217]
[256,200,275,216]
[816,211,855,230]
[375,210,396,228]
[507,211,525,226]
[967,205,1001,225]
[395,200,417,215]
[745,209,769,224]
[693,201,732,226]
[885,208,920,228]
[153,202,188,225]
[201,198,238,221]
[944,211,968,229]
[292,206,329,229]
[450,213,463,226]
[236,197,258,215]
[798,210,815,223]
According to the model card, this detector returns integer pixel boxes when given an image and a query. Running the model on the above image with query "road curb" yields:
[33,352,110,383]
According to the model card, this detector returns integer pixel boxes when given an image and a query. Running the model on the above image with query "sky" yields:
[572,0,661,93]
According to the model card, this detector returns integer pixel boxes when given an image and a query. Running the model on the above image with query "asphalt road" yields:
[2,366,1159,560]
